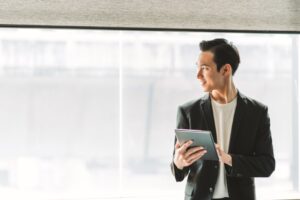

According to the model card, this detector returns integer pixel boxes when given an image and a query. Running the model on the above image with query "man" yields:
[171,38,275,200]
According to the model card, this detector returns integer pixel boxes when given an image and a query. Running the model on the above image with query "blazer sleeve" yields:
[170,106,190,182]
[226,106,276,178]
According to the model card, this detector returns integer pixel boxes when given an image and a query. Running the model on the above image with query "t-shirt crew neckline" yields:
[210,95,237,107]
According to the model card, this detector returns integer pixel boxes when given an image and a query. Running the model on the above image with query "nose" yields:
[197,67,203,79]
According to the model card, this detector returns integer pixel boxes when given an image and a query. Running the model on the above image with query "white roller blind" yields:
[0,0,299,32]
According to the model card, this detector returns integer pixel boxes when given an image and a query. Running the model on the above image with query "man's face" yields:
[196,51,224,92]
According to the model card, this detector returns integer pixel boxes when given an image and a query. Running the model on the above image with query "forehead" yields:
[198,51,215,64]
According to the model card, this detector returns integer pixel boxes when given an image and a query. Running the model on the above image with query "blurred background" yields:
[0,28,298,200]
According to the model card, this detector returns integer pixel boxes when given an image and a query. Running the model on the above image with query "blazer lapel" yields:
[199,92,246,152]
[228,92,246,153]
[200,94,217,143]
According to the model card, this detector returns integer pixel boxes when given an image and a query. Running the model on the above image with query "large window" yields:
[0,28,299,199]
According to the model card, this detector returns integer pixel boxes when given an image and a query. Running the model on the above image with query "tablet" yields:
[175,129,219,161]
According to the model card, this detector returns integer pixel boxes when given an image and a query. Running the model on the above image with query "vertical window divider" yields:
[118,30,124,196]
[292,35,299,191]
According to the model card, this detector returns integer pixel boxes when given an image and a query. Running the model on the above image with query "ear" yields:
[222,64,232,76]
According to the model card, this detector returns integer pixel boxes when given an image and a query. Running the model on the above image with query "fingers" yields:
[185,146,205,157]
[186,149,207,164]
[178,140,193,153]
[215,144,223,162]
[175,141,180,149]
[174,142,207,168]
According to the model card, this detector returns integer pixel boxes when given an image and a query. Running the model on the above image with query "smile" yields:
[200,81,206,86]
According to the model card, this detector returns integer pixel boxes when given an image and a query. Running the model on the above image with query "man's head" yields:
[199,38,240,75]
[196,38,240,92]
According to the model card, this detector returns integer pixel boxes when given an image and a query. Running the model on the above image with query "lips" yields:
[200,80,206,86]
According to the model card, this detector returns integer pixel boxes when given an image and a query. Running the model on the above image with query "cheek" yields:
[206,73,220,84]
[204,72,213,80]
[213,75,224,85]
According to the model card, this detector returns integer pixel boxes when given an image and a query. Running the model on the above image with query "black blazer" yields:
[171,92,275,200]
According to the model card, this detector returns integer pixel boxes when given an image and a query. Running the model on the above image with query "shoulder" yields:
[239,92,268,113]
[178,94,209,114]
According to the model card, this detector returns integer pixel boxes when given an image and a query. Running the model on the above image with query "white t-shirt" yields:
[211,96,237,199]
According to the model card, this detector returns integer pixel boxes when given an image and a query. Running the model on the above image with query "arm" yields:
[171,106,207,181]
[225,107,275,178]
[171,106,190,181]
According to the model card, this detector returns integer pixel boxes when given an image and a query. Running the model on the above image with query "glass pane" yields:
[0,28,119,199]
[121,31,299,199]
[0,28,298,200]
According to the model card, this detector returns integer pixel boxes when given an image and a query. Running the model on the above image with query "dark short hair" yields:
[199,38,240,75]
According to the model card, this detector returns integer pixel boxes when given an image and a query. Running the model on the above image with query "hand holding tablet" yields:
[175,129,219,161]
[173,139,208,170]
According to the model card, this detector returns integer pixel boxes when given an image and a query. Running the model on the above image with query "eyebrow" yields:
[196,62,209,66]
[198,63,210,68]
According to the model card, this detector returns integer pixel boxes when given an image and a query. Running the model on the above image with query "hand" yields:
[215,144,232,166]
[173,140,207,170]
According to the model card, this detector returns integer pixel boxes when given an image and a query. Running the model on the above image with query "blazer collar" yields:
[200,91,246,152]
[229,91,246,152]
[200,93,217,142]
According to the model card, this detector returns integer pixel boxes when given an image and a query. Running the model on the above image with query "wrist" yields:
[173,159,184,170]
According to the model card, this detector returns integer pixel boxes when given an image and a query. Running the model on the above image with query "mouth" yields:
[199,80,206,86]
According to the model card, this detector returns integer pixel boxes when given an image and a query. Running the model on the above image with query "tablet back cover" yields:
[175,129,219,161]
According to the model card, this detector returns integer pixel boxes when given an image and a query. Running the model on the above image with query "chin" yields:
[201,87,209,92]
[200,83,211,92]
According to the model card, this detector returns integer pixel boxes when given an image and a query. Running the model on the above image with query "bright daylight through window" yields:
[0,28,299,199]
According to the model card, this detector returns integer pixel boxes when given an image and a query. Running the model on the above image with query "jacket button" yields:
[214,165,218,169]
[209,187,213,192]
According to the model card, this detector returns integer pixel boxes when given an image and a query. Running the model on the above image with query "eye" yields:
[201,65,209,70]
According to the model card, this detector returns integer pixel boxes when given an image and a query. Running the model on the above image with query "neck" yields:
[210,80,237,104]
